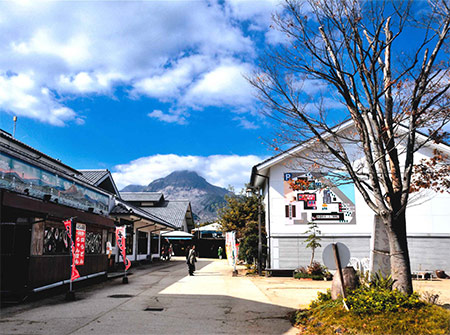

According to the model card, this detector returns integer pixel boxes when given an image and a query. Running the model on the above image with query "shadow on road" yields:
[1,259,297,334]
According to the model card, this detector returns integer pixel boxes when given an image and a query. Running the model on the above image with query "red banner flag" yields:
[63,219,80,281]
[74,223,86,266]
[116,226,131,271]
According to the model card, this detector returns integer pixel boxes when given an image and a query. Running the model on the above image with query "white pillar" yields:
[132,225,137,261]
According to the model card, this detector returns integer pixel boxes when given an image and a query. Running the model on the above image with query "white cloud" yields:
[112,154,264,191]
[0,72,78,126]
[233,116,259,129]
[183,60,255,107]
[0,0,275,126]
[148,109,188,125]
[58,71,126,94]
[132,55,210,99]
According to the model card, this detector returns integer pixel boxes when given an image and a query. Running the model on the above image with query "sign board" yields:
[322,242,351,270]
[74,223,86,266]
[283,172,355,224]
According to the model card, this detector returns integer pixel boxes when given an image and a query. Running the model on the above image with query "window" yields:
[126,226,134,255]
[150,233,159,254]
[285,205,296,218]
[137,231,148,254]
[43,223,70,254]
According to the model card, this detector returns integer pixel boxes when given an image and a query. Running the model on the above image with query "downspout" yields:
[255,173,270,269]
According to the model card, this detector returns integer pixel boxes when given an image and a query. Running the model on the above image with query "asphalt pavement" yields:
[0,258,298,335]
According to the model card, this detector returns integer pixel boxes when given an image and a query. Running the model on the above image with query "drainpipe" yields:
[255,173,270,270]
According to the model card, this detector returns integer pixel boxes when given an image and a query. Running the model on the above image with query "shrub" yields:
[345,286,424,315]
[294,272,324,280]
[294,262,332,280]
[370,271,396,290]
[307,261,324,275]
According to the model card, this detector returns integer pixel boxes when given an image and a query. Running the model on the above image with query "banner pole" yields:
[65,218,75,301]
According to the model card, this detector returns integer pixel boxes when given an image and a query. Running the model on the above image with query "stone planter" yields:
[331,266,357,300]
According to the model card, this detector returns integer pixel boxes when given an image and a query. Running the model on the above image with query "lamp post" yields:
[247,186,262,276]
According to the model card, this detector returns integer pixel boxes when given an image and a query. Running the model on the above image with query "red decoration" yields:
[63,219,80,281]
[116,227,131,271]
[74,224,86,266]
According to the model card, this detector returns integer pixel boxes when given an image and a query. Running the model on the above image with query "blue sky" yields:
[0,1,447,191]
[0,0,284,190]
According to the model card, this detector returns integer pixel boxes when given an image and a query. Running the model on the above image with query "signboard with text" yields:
[74,223,86,266]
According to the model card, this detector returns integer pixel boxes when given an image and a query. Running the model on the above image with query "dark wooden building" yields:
[0,130,115,301]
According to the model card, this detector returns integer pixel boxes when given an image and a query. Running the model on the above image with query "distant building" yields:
[120,192,195,258]
[76,172,177,263]
[120,192,195,233]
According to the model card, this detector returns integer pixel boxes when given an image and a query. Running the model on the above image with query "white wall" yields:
[265,145,450,237]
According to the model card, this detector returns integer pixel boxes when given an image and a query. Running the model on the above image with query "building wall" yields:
[270,235,450,272]
[264,144,450,272]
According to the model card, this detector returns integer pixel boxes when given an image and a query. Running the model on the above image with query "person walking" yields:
[218,246,223,260]
[187,245,197,276]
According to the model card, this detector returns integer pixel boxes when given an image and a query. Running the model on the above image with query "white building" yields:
[249,121,450,274]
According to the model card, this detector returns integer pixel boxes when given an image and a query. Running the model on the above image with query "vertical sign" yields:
[63,219,80,281]
[74,223,86,266]
[225,231,237,268]
[116,226,131,271]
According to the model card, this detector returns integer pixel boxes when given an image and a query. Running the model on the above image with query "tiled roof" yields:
[78,170,110,185]
[120,192,164,202]
[141,200,191,229]
[110,202,131,215]
[111,199,175,229]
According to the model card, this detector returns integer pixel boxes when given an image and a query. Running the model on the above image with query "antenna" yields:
[13,116,17,138]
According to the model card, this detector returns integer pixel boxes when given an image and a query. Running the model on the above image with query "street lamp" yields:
[246,185,262,276]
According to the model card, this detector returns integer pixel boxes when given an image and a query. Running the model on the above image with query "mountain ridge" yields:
[121,170,231,222]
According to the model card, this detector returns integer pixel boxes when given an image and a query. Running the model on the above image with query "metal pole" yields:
[69,246,73,292]
[13,116,17,138]
[257,190,262,276]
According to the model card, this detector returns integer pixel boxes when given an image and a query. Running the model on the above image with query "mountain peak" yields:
[149,170,214,191]
[120,170,231,222]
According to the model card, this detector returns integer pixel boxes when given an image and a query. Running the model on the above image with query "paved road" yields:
[0,258,297,335]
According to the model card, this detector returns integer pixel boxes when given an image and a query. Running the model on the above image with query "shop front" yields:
[0,130,115,301]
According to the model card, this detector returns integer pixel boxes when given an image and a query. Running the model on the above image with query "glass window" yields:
[43,223,70,254]
[137,231,148,254]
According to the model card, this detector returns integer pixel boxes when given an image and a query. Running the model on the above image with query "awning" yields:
[161,231,193,239]
[192,222,221,231]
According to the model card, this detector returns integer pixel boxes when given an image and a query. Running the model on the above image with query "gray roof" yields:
[141,200,191,230]
[77,169,120,196]
[78,170,110,185]
[120,192,164,202]
[111,200,175,229]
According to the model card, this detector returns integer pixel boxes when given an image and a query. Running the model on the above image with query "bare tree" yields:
[249,0,450,294]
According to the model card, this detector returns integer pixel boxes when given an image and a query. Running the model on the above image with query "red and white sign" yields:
[116,226,131,271]
[63,219,80,281]
[74,223,86,266]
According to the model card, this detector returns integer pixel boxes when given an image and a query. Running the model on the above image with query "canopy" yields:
[161,231,193,239]
[192,222,221,232]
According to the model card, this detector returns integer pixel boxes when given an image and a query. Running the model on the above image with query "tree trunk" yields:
[384,210,413,294]
[310,249,315,267]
